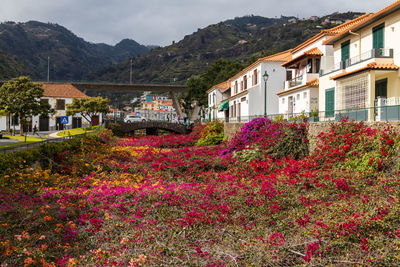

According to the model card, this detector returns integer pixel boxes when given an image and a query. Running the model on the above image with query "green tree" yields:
[66,97,110,126]
[185,58,243,108]
[0,76,53,136]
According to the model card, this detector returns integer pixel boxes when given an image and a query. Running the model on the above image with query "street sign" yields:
[60,116,69,125]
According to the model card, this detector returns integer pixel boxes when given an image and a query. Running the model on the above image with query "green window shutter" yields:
[373,24,385,49]
[325,88,335,117]
[341,41,350,62]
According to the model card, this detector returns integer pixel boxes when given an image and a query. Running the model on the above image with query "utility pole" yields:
[47,56,50,82]
[129,58,133,84]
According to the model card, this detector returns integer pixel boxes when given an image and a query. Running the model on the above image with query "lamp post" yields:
[263,71,269,117]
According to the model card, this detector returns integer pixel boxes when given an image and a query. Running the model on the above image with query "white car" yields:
[124,115,148,123]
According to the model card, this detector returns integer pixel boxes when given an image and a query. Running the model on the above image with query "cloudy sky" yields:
[0,0,395,47]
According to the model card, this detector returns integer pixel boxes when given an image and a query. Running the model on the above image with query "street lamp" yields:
[263,71,269,117]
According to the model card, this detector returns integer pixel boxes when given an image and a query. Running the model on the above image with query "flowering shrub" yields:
[1,121,400,266]
[225,117,308,160]
[196,120,225,146]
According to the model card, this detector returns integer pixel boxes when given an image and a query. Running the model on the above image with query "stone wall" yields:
[224,122,245,140]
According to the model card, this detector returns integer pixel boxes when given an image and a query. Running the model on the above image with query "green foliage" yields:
[196,121,225,146]
[0,149,41,175]
[0,76,53,135]
[106,122,125,137]
[66,97,109,125]
[186,59,243,106]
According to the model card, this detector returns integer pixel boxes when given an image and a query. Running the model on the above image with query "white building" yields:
[206,81,230,121]
[319,1,400,122]
[0,83,93,132]
[227,50,292,122]
[277,14,373,119]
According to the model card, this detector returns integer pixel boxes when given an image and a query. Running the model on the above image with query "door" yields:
[325,88,335,118]
[92,115,99,126]
[375,78,387,99]
[288,96,294,115]
[72,117,82,129]
[341,41,350,63]
[39,116,49,131]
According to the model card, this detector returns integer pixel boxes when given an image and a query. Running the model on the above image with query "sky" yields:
[0,0,395,47]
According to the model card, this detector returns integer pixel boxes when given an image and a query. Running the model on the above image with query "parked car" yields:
[124,115,148,123]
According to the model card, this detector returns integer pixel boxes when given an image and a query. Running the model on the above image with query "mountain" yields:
[0,21,150,81]
[0,51,29,80]
[87,12,363,84]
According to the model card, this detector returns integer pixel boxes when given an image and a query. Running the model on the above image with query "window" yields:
[373,23,385,50]
[296,94,300,100]
[240,81,244,91]
[315,58,320,73]
[253,69,258,86]
[341,40,350,63]
[56,99,65,110]
[375,78,387,98]
[282,98,285,104]
[303,92,307,99]
[286,70,292,81]
[235,81,238,94]
[307,59,313,73]
[243,75,247,90]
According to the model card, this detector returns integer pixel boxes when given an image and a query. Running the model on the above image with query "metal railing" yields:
[0,125,103,154]
[206,105,400,124]
[320,48,394,76]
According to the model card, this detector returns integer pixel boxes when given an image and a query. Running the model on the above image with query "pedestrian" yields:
[167,114,170,122]
[183,113,187,125]
[33,124,38,135]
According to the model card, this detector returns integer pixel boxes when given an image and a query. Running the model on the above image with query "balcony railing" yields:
[288,75,303,88]
[320,48,394,76]
[347,48,393,67]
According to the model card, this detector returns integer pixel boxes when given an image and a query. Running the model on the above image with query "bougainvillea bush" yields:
[1,120,400,266]
[225,117,309,160]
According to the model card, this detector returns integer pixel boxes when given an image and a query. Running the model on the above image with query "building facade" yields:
[319,1,400,122]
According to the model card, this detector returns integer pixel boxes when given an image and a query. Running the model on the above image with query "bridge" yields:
[115,121,192,135]
[0,80,188,117]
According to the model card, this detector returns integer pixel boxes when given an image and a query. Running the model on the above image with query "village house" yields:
[0,83,94,132]
[277,14,372,118]
[319,0,400,122]
[206,81,230,121]
[225,50,292,122]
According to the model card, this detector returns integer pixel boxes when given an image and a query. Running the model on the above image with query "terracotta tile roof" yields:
[41,83,89,98]
[323,13,373,35]
[324,1,400,45]
[228,49,293,81]
[207,80,230,94]
[276,78,319,96]
[282,47,323,67]
[330,63,400,80]
[292,14,373,53]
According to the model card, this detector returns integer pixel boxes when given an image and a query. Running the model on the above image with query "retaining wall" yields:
[225,121,400,152]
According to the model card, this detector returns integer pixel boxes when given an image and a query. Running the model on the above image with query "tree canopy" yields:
[66,97,109,125]
[185,59,243,107]
[0,76,53,135]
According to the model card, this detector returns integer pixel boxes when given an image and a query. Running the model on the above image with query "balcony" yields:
[284,73,319,90]
[321,48,394,76]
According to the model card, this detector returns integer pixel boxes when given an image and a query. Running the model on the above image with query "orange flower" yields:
[44,216,53,222]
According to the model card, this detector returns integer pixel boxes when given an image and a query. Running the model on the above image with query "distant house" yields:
[207,81,230,121]
[0,83,94,132]
[309,16,319,21]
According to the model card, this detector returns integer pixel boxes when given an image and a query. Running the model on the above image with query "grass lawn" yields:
[0,135,46,150]
[56,126,99,137]
[3,135,45,142]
